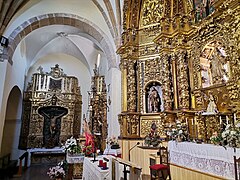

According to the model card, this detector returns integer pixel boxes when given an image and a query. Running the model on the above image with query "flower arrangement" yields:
[166,120,189,142]
[47,162,66,179]
[62,136,82,155]
[210,131,222,145]
[221,123,240,148]
[82,144,93,156]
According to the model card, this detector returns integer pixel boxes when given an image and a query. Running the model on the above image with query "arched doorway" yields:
[1,86,23,160]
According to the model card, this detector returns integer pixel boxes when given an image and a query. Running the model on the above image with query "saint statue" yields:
[209,49,226,84]
[206,94,218,113]
[148,87,161,113]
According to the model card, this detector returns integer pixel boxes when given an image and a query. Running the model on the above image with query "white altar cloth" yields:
[103,148,121,157]
[168,141,240,179]
[82,156,110,180]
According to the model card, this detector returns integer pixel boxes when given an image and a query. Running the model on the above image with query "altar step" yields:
[31,151,65,165]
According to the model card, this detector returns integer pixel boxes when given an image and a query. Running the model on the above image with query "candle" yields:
[97,53,101,68]
[233,113,236,125]
[99,160,103,167]
[103,162,107,168]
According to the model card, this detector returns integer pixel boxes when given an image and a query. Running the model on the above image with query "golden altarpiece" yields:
[19,64,82,149]
[87,66,108,152]
[117,0,240,146]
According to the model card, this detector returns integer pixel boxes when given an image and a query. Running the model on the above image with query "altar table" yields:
[103,148,122,157]
[168,141,240,179]
[82,156,110,180]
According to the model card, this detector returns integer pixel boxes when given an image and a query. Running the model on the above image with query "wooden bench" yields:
[0,153,18,178]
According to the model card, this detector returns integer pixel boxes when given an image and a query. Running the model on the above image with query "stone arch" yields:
[6,13,117,69]
[1,85,22,160]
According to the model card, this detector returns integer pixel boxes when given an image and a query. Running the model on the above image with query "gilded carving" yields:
[141,119,165,137]
[141,0,163,26]
[127,61,137,111]
[118,113,140,137]
[176,50,190,109]
[19,65,82,149]
[161,53,173,111]
[118,0,239,139]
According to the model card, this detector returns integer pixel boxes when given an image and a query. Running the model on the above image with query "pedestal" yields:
[66,153,84,180]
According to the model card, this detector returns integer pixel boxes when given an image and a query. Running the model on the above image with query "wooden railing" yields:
[0,153,18,178]
[16,151,28,177]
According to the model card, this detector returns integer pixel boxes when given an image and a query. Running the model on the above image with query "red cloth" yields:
[149,164,169,170]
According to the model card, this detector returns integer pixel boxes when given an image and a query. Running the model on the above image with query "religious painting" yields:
[200,41,229,88]
[194,0,215,22]
[49,78,62,90]
[146,82,163,113]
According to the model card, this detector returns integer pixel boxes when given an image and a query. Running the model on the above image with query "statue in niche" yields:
[206,94,218,113]
[148,86,162,113]
[38,94,68,148]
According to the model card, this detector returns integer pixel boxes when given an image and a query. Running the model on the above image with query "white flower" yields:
[179,130,183,134]
[47,165,65,179]
[236,123,240,128]
[225,124,231,130]
[222,131,227,138]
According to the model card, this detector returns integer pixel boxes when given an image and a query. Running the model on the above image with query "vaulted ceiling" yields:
[1,0,123,75]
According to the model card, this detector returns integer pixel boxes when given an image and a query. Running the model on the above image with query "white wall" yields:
[106,67,121,138]
[0,45,27,154]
